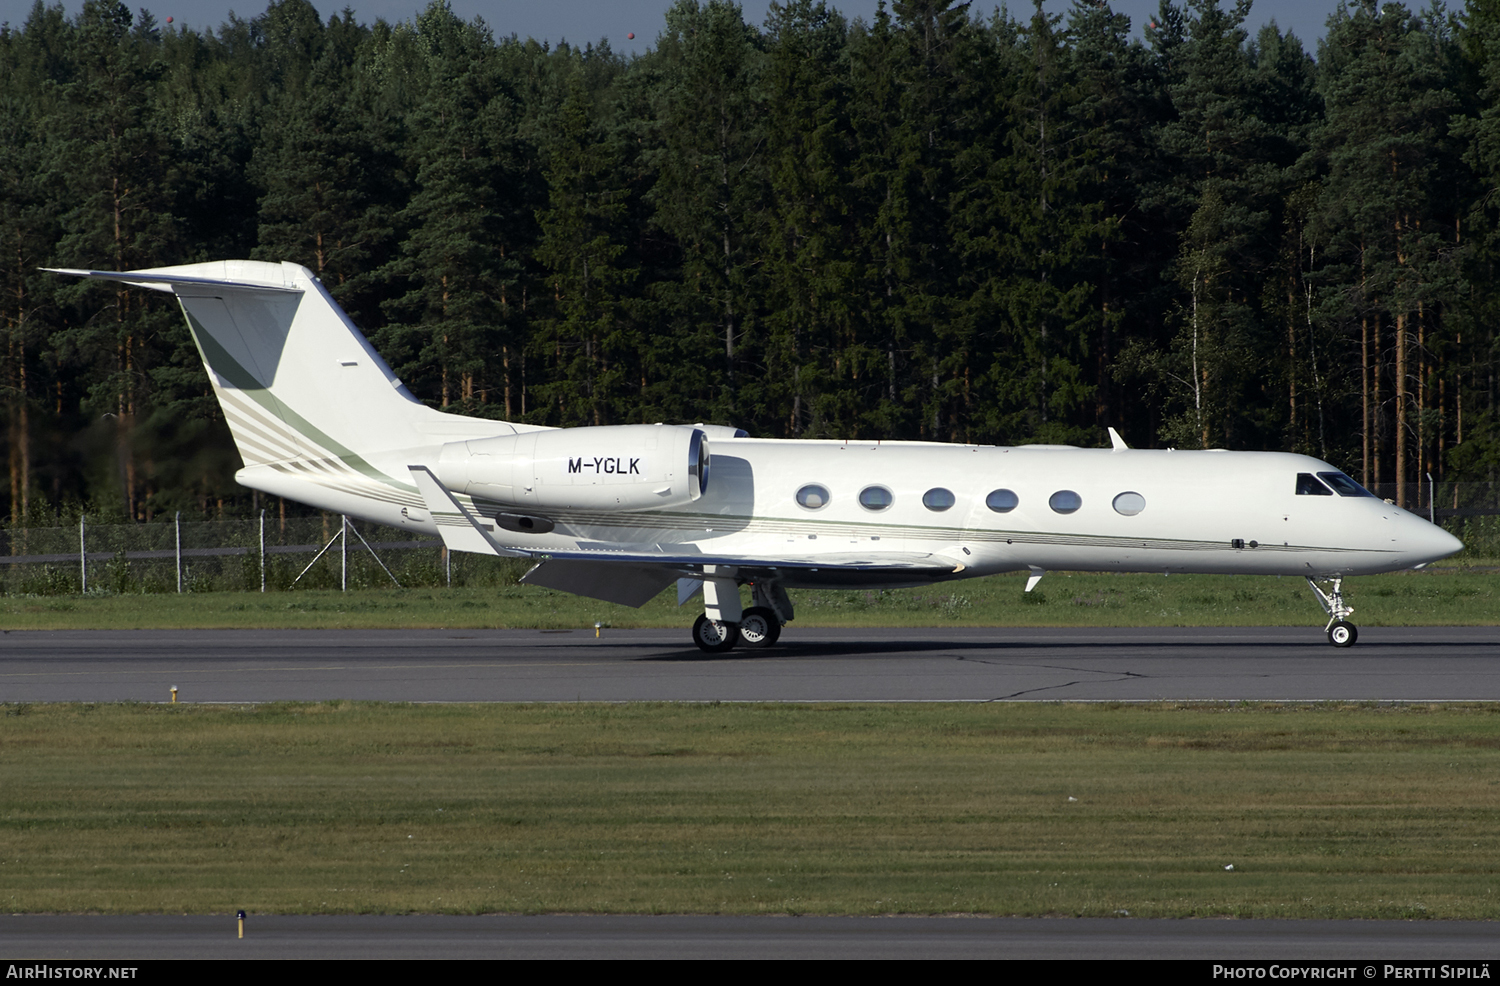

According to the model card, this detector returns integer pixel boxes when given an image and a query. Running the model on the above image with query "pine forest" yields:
[4,0,1500,526]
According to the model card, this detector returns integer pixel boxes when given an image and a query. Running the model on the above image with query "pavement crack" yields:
[984,673,1144,701]
[963,657,1153,679]
[969,662,1153,701]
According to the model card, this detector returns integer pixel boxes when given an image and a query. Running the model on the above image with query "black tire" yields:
[692,614,740,653]
[1327,620,1357,648]
[737,606,782,648]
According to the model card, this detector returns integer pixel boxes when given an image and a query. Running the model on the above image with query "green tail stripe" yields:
[182,306,417,495]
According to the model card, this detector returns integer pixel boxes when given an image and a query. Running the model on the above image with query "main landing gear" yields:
[692,613,739,653]
[691,606,782,653]
[1306,576,1357,647]
[690,577,790,654]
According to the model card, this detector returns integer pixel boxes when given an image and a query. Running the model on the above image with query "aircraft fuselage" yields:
[240,437,1460,587]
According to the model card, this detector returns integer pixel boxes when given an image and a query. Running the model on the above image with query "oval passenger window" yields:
[1112,491,1146,516]
[1049,490,1082,514]
[923,488,956,511]
[859,486,893,511]
[796,484,830,509]
[985,489,1019,513]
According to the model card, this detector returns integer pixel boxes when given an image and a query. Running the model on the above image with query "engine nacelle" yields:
[692,423,749,440]
[436,424,710,511]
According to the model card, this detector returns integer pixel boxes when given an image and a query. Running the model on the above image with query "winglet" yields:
[409,465,527,558]
[1108,427,1129,452]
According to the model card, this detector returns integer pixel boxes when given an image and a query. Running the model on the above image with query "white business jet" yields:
[51,261,1463,650]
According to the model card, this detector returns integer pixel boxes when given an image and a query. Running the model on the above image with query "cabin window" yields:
[796,484,831,509]
[923,488,956,511]
[985,489,1019,513]
[1049,490,1083,514]
[1112,491,1146,516]
[1296,473,1333,496]
[859,486,894,511]
[1318,471,1376,497]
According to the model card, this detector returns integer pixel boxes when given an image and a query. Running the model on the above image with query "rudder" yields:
[50,260,433,471]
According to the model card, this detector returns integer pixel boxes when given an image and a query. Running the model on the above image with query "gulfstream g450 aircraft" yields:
[51,261,1463,651]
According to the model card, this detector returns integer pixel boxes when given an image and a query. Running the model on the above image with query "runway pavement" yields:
[2,914,1498,959]
[2,625,1499,703]
[6,628,1500,960]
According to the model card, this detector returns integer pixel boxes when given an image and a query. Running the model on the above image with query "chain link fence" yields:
[0,514,532,596]
[1368,480,1500,518]
[3,482,1495,597]
[1366,482,1500,557]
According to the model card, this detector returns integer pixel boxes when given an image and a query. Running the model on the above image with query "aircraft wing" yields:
[529,544,954,572]
[410,464,951,569]
[515,551,958,608]
[409,464,958,606]
[408,466,529,558]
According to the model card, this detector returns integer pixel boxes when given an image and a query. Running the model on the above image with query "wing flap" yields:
[520,560,679,608]
[530,547,956,572]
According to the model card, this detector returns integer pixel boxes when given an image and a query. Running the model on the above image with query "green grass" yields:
[1,565,1496,630]
[3,701,1500,917]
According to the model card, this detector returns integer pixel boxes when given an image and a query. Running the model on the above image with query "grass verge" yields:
[2,566,1497,630]
[3,701,1499,917]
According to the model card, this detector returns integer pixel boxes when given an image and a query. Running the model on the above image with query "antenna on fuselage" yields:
[1108,427,1129,452]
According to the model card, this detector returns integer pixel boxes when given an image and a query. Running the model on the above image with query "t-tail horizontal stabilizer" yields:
[408,465,526,558]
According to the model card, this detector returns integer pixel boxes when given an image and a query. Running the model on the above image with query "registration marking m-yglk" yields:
[568,457,641,475]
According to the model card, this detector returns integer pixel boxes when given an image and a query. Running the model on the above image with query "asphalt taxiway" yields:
[2,625,1498,703]
[2,915,1497,959]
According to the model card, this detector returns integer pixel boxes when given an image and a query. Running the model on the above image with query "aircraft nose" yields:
[1412,522,1464,566]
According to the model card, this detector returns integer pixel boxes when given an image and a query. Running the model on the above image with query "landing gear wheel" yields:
[1308,579,1358,648]
[692,614,740,654]
[1327,620,1357,648]
[737,606,782,648]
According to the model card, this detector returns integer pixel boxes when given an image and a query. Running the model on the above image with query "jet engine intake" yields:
[437,424,709,511]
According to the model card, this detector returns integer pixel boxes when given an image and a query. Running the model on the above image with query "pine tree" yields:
[759,0,857,438]
[1450,0,1500,484]
[844,3,925,439]
[532,72,636,427]
[51,0,183,520]
[0,3,68,523]
[375,1,529,415]
[957,1,1099,446]
[251,2,400,329]
[1126,0,1293,450]
[646,0,768,428]
[1066,0,1151,441]
[1311,0,1460,497]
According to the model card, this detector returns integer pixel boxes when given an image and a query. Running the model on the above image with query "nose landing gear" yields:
[1327,619,1357,647]
[1307,576,1358,647]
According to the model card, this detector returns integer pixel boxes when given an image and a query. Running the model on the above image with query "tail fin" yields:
[49,261,431,469]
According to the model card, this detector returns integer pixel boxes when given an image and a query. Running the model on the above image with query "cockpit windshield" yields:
[1317,471,1377,498]
[1296,473,1333,496]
